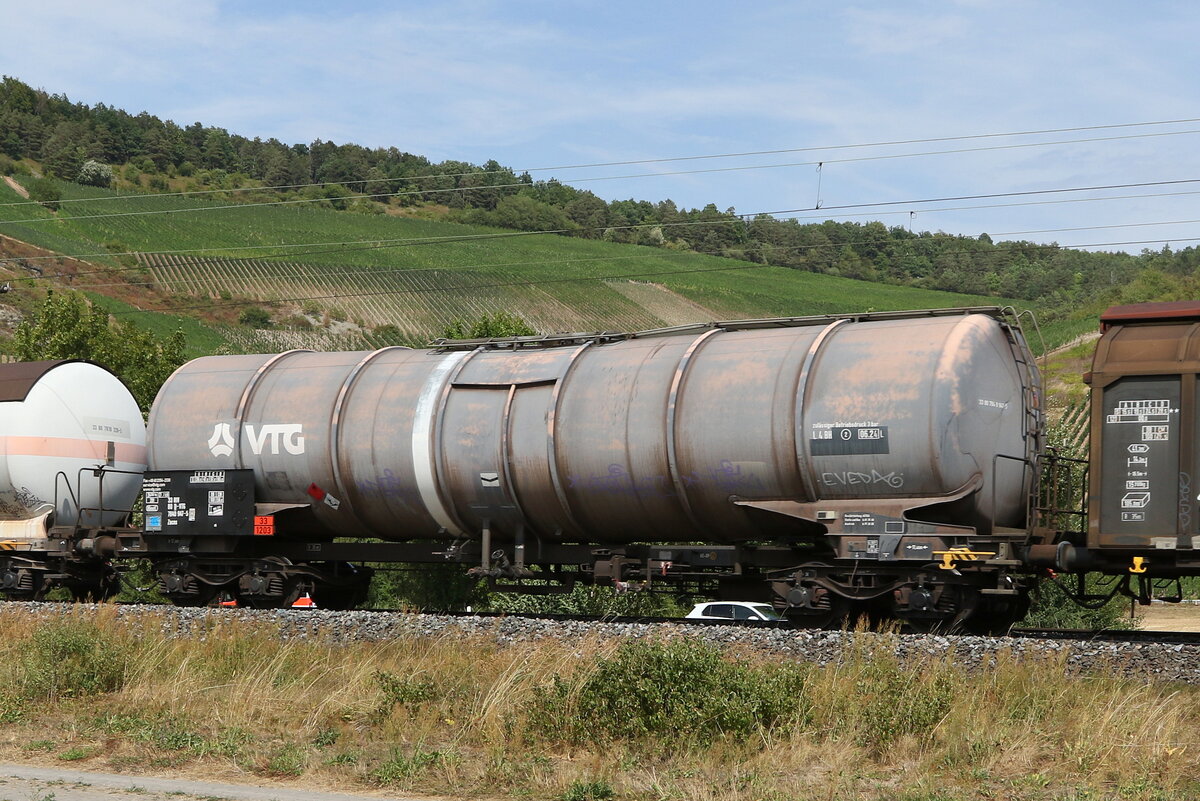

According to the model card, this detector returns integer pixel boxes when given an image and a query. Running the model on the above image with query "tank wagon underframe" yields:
[99,522,1030,627]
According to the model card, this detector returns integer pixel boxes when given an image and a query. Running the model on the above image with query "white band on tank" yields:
[411,352,468,536]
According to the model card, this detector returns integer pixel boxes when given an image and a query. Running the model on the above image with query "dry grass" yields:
[0,607,1196,800]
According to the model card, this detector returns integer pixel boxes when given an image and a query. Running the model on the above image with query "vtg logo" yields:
[207,423,306,457]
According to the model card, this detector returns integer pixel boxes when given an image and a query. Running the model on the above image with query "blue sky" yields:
[4,0,1200,251]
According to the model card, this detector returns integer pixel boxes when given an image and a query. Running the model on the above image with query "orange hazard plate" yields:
[253,524,275,536]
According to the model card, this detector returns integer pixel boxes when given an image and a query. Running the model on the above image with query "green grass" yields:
[0,610,1198,801]
[82,292,229,358]
[0,178,1069,348]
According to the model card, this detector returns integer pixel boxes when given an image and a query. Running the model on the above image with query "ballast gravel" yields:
[6,602,1198,684]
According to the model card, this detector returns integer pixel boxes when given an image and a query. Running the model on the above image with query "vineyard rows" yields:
[139,254,725,340]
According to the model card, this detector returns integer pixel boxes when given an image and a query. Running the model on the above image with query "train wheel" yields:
[160,572,220,607]
[236,575,304,609]
[785,586,852,629]
[168,584,219,607]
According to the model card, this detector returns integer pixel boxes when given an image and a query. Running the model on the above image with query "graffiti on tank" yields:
[820,470,905,489]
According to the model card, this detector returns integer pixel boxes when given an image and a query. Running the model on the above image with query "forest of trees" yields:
[3,75,1199,312]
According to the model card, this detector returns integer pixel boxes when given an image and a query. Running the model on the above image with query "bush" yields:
[441,311,535,339]
[76,159,113,187]
[1021,573,1136,629]
[26,178,61,210]
[238,306,272,328]
[375,670,439,716]
[486,583,685,617]
[348,198,384,214]
[17,620,126,700]
[533,640,809,745]
[561,780,615,801]
[371,748,453,786]
[842,654,954,750]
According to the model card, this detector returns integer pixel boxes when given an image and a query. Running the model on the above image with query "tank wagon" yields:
[8,301,1200,631]
[0,360,146,599]
[133,306,1040,629]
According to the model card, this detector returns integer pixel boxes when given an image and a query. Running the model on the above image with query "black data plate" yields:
[142,469,255,536]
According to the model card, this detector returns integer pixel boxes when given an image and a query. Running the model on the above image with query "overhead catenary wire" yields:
[2,116,1199,209]
[8,183,1200,271]
[6,130,1200,226]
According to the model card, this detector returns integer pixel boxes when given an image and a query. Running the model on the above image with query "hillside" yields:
[2,74,1191,326]
[0,176,1082,356]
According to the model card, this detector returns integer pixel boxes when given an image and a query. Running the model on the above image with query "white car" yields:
[685,601,782,622]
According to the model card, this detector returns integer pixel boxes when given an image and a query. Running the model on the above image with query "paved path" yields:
[0,763,427,801]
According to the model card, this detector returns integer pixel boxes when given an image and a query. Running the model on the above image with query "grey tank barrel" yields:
[146,309,1041,545]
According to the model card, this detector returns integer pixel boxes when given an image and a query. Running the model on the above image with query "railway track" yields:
[51,600,1200,646]
[15,601,1200,684]
[1009,627,1200,645]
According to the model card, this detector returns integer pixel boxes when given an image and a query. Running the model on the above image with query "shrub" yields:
[17,620,126,700]
[561,780,615,801]
[265,743,308,776]
[348,198,384,214]
[76,159,113,188]
[533,640,808,745]
[1021,573,1135,629]
[441,311,535,339]
[371,748,452,786]
[238,306,272,328]
[375,670,439,717]
[486,583,685,617]
[26,178,61,210]
[842,654,954,750]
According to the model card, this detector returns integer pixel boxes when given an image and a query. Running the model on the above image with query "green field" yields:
[0,178,1076,352]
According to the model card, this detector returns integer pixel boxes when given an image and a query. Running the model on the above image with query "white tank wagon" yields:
[0,360,146,528]
[147,309,1039,547]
